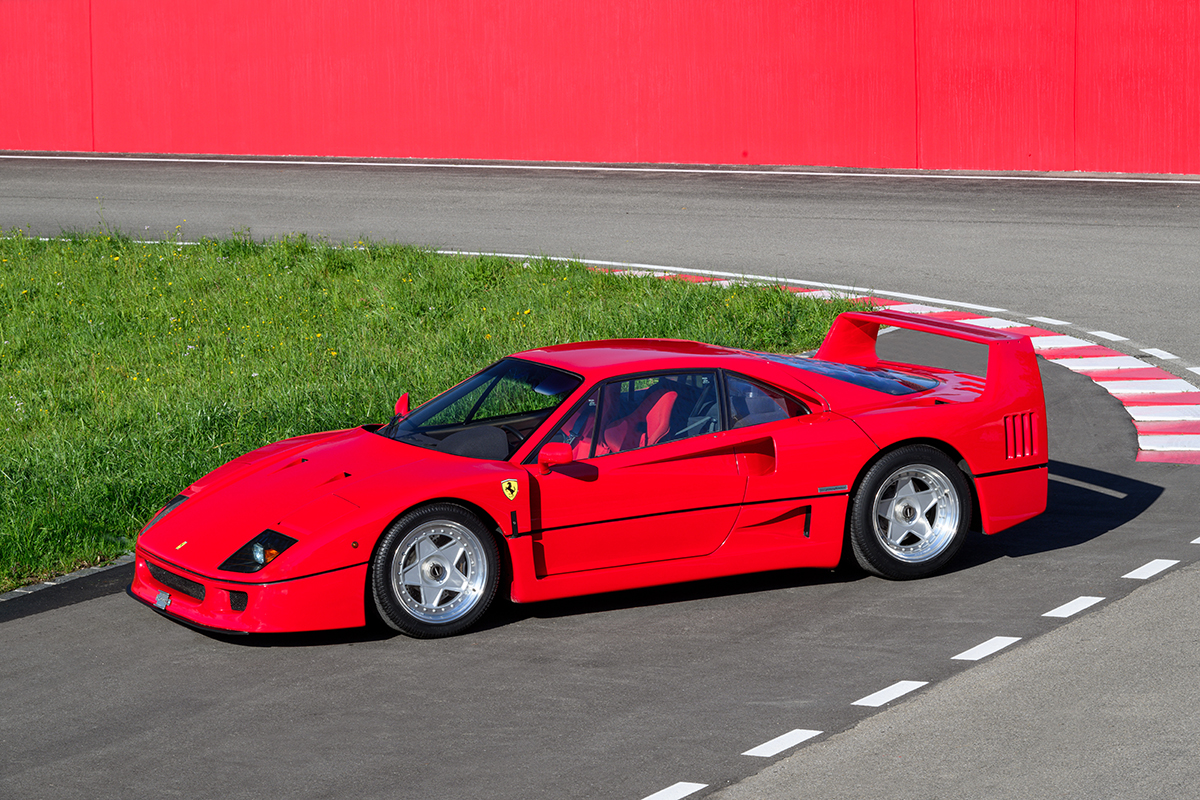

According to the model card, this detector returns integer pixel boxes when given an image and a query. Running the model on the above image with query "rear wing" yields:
[813,309,1043,405]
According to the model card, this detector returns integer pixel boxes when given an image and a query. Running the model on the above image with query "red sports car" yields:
[131,310,1048,638]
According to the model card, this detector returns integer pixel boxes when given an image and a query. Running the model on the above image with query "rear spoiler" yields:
[813,310,1042,402]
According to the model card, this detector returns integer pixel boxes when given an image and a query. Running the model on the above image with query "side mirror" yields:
[537,442,574,475]
[393,392,409,417]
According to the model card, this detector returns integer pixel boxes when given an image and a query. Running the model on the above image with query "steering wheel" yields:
[499,424,527,443]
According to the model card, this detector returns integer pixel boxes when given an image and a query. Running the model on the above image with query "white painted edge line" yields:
[1192,536,1200,544]
[10,152,1200,184]
[1141,348,1179,360]
[952,636,1022,661]
[641,782,708,800]
[1090,330,1129,342]
[1029,316,1070,325]
[1043,596,1105,618]
[1053,356,1147,372]
[1190,367,1200,378]
[1100,379,1199,395]
[1122,559,1180,580]
[852,680,928,707]
[742,729,823,758]
[1138,434,1200,451]
[1029,335,1095,350]
[436,250,1009,311]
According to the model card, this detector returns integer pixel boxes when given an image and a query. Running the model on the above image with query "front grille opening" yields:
[228,590,248,612]
[147,562,206,602]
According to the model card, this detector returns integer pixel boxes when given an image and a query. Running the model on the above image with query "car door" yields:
[524,371,746,576]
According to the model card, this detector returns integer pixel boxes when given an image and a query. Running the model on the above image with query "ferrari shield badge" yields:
[501,479,519,501]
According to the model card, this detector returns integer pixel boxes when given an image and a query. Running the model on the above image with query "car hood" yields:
[138,427,428,574]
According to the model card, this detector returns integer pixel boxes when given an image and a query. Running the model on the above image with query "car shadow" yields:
[946,458,1164,573]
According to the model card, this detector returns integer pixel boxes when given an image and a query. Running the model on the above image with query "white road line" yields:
[1090,330,1130,342]
[1099,379,1199,395]
[641,782,708,800]
[1043,596,1105,618]
[1192,536,1200,544]
[853,680,928,707]
[1141,348,1179,360]
[1137,434,1200,451]
[1029,316,1070,325]
[1127,405,1200,421]
[1123,559,1180,580]
[742,729,823,758]
[1048,474,1127,498]
[1190,367,1200,378]
[436,250,1008,311]
[1030,335,1096,350]
[1053,356,1147,372]
[952,636,1022,661]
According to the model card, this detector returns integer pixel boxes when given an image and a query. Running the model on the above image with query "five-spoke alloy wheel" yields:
[850,445,972,580]
[371,503,500,638]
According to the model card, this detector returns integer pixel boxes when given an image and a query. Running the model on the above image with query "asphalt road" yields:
[1,155,1197,800]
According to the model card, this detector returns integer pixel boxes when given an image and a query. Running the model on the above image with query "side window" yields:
[542,386,601,460]
[594,372,718,456]
[725,374,808,429]
[537,372,719,461]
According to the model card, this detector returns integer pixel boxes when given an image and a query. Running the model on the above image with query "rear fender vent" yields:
[1004,412,1039,459]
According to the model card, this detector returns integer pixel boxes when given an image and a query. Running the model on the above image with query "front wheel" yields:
[371,504,500,638]
[849,446,972,580]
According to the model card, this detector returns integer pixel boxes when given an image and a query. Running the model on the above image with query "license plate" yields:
[154,591,172,610]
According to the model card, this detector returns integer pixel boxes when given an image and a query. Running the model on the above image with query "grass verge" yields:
[0,232,862,593]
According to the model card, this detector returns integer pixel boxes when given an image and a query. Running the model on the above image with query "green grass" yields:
[0,232,863,593]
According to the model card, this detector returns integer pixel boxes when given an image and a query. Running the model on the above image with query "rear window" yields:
[758,353,938,395]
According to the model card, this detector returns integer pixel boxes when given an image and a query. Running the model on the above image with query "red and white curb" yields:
[557,260,1199,467]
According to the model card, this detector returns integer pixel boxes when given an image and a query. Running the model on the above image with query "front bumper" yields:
[131,547,369,633]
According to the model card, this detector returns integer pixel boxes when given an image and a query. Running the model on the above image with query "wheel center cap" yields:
[422,557,449,584]
[899,503,916,522]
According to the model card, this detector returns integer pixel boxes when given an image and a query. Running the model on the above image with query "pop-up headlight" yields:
[219,530,298,573]
[140,494,189,536]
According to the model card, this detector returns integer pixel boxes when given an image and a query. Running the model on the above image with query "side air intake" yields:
[1004,412,1038,459]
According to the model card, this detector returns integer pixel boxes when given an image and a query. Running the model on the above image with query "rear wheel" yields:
[850,445,971,580]
[371,504,499,638]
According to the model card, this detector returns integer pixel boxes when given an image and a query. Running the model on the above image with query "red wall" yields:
[2,1,1198,173]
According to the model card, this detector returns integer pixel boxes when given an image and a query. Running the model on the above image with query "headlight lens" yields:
[219,530,298,573]
[140,494,189,536]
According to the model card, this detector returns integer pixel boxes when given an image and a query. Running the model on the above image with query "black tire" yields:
[371,503,500,638]
[849,445,972,580]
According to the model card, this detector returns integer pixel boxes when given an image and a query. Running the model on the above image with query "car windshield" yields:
[379,358,582,460]
[758,353,939,395]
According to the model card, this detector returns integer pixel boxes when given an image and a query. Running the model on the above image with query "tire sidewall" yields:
[850,445,972,580]
[371,503,500,638]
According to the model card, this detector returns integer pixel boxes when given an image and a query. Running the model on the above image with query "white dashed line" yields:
[641,782,708,800]
[952,636,1022,661]
[1089,330,1129,341]
[1192,536,1200,544]
[852,680,928,707]
[1123,559,1180,580]
[1190,367,1200,378]
[742,729,823,758]
[1043,596,1106,618]
[1028,316,1070,325]
[1140,348,1179,360]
